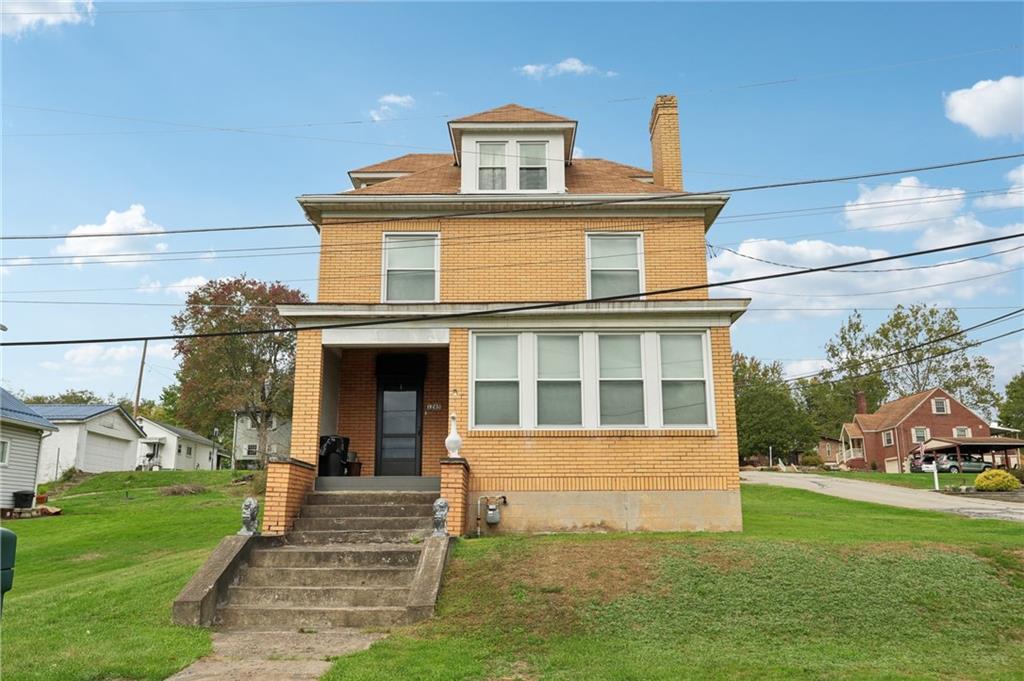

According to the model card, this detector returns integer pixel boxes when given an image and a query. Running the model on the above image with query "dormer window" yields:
[477,142,507,191]
[518,142,547,190]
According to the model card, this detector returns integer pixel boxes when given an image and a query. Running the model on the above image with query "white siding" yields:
[36,423,85,484]
[1,422,42,507]
[83,432,134,473]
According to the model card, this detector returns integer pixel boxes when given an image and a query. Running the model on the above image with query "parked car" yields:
[913,453,991,474]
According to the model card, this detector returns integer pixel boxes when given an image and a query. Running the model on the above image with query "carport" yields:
[919,436,1024,470]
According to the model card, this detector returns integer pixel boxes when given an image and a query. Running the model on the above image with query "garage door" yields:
[84,432,132,473]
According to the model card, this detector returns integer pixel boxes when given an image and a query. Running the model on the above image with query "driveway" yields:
[741,471,1024,523]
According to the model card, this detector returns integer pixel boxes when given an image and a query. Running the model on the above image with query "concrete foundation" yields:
[470,489,742,534]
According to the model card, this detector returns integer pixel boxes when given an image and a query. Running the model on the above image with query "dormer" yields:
[447,104,577,194]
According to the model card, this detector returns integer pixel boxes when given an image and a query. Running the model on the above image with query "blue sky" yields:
[2,1,1022,402]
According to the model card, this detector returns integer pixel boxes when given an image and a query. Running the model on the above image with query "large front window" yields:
[383,233,438,302]
[470,331,713,429]
[477,142,507,191]
[588,234,642,298]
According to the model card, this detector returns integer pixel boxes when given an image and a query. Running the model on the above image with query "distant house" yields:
[32,404,144,484]
[0,389,57,510]
[136,417,221,471]
[816,436,842,465]
[231,411,291,469]
[839,388,1020,473]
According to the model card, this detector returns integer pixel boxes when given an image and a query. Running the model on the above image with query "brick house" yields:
[816,436,842,465]
[838,388,1019,472]
[261,96,749,536]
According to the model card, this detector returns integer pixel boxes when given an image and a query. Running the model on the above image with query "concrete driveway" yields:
[741,471,1024,523]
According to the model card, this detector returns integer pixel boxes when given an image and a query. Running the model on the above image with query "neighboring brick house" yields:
[816,436,842,465]
[262,97,749,535]
[839,388,1018,473]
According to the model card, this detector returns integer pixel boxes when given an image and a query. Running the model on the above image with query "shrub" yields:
[249,469,267,496]
[1007,468,1024,484]
[800,453,823,467]
[973,469,1022,492]
[58,467,79,484]
[870,461,878,471]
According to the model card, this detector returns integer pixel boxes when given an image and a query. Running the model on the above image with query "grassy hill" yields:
[2,472,1022,680]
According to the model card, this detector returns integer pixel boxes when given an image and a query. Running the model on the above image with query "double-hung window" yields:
[954,426,971,438]
[931,398,949,414]
[911,427,930,443]
[536,335,582,426]
[598,334,645,426]
[659,334,709,427]
[588,234,642,298]
[477,142,507,191]
[518,142,547,190]
[474,335,520,426]
[0,440,8,466]
[882,430,894,447]
[383,234,438,302]
[246,444,258,457]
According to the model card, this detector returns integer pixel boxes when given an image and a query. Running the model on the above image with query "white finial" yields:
[445,413,462,458]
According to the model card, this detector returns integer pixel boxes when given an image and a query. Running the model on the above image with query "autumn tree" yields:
[733,353,816,462]
[999,371,1024,433]
[172,277,307,466]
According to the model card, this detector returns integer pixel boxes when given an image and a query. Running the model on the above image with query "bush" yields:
[870,461,878,471]
[973,469,1022,492]
[1007,468,1024,484]
[800,453,823,467]
[249,469,267,496]
[58,467,79,484]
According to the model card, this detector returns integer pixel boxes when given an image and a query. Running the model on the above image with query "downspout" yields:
[35,431,52,499]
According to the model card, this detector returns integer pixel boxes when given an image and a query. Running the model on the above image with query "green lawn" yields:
[3,473,1023,681]
[810,469,978,489]
[1,471,250,681]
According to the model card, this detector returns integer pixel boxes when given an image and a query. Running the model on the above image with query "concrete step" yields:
[303,491,439,506]
[287,529,430,545]
[248,545,421,568]
[217,605,410,630]
[226,585,410,607]
[292,516,432,532]
[237,566,416,587]
[300,503,434,519]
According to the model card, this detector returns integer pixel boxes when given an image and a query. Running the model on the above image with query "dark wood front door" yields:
[375,354,426,476]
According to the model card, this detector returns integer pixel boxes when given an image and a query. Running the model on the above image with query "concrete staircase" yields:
[215,491,439,631]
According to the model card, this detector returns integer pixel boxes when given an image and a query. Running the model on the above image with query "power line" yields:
[4,152,1022,242]
[3,231,1020,347]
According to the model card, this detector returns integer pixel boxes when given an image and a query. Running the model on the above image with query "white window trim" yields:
[473,140,553,194]
[476,141,509,192]
[0,439,9,466]
[515,140,550,193]
[534,333,584,429]
[911,426,931,443]
[469,330,715,431]
[882,430,894,447]
[381,232,440,303]
[585,232,646,300]
[931,398,949,415]
[595,332,647,428]
[953,426,972,438]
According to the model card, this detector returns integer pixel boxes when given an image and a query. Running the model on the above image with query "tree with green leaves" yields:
[734,353,816,462]
[998,371,1024,433]
[22,388,105,405]
[172,276,307,466]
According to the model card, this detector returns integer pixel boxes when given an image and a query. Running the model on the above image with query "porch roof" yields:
[920,436,1024,453]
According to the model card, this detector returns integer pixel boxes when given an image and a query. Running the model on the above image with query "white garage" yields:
[33,404,145,483]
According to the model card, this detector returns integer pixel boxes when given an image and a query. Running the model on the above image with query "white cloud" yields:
[974,164,1024,211]
[137,276,163,294]
[783,358,829,379]
[572,146,585,160]
[167,275,209,299]
[710,238,1010,319]
[148,342,176,361]
[64,343,138,366]
[370,93,415,121]
[986,337,1024,390]
[844,177,965,232]
[1,1,94,38]
[944,75,1024,138]
[54,204,165,267]
[516,57,617,80]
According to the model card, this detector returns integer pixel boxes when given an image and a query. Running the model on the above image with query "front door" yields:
[375,354,426,476]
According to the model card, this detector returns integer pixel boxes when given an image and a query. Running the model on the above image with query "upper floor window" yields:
[882,430,894,447]
[588,234,643,298]
[0,440,9,466]
[911,426,930,443]
[954,426,972,438]
[931,398,949,414]
[383,233,439,302]
[477,142,507,191]
[518,142,547,190]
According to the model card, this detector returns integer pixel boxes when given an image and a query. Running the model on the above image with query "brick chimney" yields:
[854,391,868,415]
[649,94,683,191]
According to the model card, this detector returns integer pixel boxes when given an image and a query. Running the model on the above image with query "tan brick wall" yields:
[440,459,470,536]
[335,347,450,476]
[262,460,316,534]
[289,329,324,467]
[447,327,739,494]
[317,217,707,303]
[649,94,683,191]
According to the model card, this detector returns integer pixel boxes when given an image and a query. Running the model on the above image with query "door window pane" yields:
[381,436,417,460]
[476,336,518,379]
[537,383,582,425]
[591,271,640,298]
[600,382,645,425]
[537,335,580,379]
[382,390,417,434]
[660,335,704,379]
[475,382,519,425]
[386,271,436,301]
[662,381,707,426]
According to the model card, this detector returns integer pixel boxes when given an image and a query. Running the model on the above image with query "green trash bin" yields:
[1,526,16,614]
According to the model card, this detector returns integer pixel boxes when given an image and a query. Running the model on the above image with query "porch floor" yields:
[314,476,441,492]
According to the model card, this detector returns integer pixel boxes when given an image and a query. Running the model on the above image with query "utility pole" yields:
[133,339,148,418]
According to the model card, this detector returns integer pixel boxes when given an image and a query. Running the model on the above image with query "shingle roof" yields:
[450,103,574,124]
[854,389,936,432]
[141,417,216,447]
[349,153,453,175]
[31,403,121,422]
[842,422,863,439]
[346,157,672,196]
[0,388,57,431]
